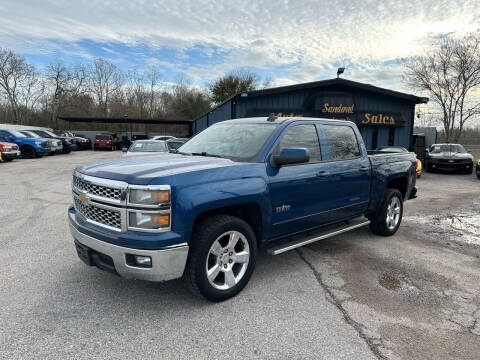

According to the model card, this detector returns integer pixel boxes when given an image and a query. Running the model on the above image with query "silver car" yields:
[123,140,170,156]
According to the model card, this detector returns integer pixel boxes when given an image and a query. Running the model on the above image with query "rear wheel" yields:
[370,189,403,236]
[21,146,36,159]
[185,215,257,302]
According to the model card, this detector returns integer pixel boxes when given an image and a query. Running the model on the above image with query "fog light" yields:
[135,255,151,266]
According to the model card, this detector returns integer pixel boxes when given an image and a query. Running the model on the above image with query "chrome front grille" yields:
[73,174,122,200]
[73,194,122,230]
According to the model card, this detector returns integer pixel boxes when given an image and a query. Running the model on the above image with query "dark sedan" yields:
[425,144,473,174]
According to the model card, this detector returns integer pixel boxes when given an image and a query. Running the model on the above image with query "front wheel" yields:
[369,189,403,236]
[21,146,36,159]
[185,215,257,302]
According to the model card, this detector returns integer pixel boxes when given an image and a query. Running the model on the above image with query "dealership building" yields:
[193,78,428,150]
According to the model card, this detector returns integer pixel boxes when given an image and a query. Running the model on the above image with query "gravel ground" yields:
[0,151,479,359]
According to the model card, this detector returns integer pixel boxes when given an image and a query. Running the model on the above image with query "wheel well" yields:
[193,203,263,246]
[386,177,407,199]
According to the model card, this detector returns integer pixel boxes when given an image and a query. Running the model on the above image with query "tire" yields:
[21,146,36,159]
[185,215,257,302]
[369,189,403,236]
[465,167,473,175]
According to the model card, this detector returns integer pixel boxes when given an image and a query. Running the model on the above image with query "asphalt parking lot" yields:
[1,151,479,360]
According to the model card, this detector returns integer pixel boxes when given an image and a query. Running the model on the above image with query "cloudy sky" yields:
[1,0,479,92]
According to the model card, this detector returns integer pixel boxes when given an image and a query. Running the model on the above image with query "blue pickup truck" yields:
[69,117,417,301]
[0,129,52,158]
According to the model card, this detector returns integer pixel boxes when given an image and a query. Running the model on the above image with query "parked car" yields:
[29,129,73,154]
[68,117,417,302]
[375,146,422,178]
[0,141,20,162]
[123,140,170,156]
[152,135,175,141]
[93,134,116,151]
[166,138,188,151]
[424,143,473,174]
[20,130,63,155]
[72,133,92,150]
[0,129,50,158]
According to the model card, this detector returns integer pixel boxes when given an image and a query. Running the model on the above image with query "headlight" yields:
[128,211,170,230]
[35,141,42,146]
[128,187,170,206]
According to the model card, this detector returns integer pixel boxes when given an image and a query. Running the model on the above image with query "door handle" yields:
[360,166,369,171]
[316,171,329,178]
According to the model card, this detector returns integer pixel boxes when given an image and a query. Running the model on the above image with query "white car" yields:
[152,135,176,141]
[123,140,170,156]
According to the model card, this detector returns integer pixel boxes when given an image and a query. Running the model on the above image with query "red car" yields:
[0,141,20,162]
[93,134,116,151]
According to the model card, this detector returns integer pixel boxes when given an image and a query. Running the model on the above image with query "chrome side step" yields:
[267,218,370,255]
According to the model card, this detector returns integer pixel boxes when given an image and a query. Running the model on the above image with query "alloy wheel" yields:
[205,231,250,290]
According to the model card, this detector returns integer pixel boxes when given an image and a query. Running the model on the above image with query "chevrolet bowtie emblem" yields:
[79,193,89,205]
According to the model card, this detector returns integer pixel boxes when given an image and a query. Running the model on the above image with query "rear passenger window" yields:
[277,124,321,162]
[323,125,360,160]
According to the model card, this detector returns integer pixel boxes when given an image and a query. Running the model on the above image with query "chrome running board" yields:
[268,217,370,255]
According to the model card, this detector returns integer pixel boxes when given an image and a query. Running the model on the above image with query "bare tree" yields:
[88,58,124,116]
[405,32,480,142]
[0,48,32,123]
[19,64,45,122]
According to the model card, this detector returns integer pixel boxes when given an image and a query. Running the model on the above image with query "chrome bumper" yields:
[69,221,189,282]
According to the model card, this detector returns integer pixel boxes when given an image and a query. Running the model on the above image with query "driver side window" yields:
[276,124,322,163]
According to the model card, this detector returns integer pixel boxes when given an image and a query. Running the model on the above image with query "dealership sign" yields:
[245,91,405,126]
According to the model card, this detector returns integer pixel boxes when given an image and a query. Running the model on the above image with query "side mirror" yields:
[122,147,128,152]
[8,135,15,141]
[467,149,471,153]
[272,148,310,167]
[424,148,429,153]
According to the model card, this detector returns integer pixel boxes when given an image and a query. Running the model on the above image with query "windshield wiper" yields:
[191,152,222,158]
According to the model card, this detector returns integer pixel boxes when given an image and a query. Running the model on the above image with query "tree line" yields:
[0,48,268,129]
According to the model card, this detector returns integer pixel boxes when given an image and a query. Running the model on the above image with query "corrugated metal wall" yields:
[193,85,416,150]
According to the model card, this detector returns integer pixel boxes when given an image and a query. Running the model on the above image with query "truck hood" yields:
[75,153,240,184]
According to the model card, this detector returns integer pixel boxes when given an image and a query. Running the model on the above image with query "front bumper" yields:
[69,213,189,282]
[1,150,20,160]
[430,162,473,171]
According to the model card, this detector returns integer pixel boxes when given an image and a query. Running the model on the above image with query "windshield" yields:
[129,141,168,152]
[9,130,26,138]
[430,144,466,153]
[21,131,41,138]
[179,123,278,161]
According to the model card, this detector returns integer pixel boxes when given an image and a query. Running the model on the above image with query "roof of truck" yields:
[220,116,352,125]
